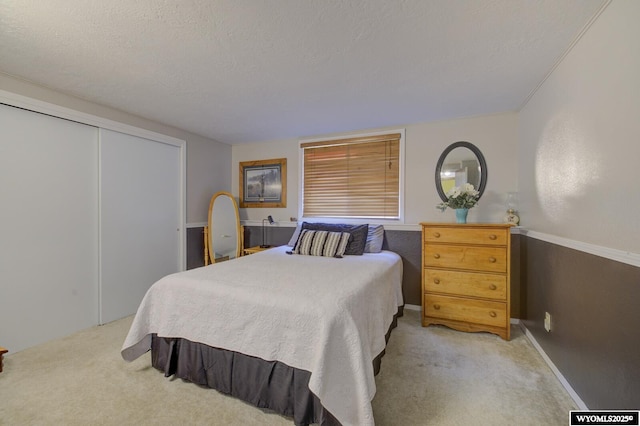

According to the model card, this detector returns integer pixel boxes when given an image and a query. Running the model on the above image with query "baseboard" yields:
[519,322,588,410]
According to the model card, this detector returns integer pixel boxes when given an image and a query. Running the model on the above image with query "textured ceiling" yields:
[0,0,606,144]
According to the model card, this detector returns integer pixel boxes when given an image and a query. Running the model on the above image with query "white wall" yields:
[187,133,231,223]
[518,0,640,254]
[232,113,518,228]
[0,73,231,224]
[232,137,300,225]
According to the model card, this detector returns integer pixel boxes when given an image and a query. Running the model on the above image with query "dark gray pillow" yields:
[301,222,368,255]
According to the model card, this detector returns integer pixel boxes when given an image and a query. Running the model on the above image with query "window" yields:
[301,131,402,219]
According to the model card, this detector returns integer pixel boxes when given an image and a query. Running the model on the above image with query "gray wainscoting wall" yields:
[186,227,207,270]
[243,225,295,249]
[521,236,640,409]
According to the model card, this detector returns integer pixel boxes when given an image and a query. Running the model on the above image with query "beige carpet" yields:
[0,309,576,425]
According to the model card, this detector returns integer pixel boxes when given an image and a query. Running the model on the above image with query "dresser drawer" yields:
[424,294,507,328]
[423,227,508,246]
[424,269,507,300]
[424,244,507,273]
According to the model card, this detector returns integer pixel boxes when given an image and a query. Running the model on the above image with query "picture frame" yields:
[239,158,287,208]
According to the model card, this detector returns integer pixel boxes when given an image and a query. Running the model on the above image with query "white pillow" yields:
[292,230,350,258]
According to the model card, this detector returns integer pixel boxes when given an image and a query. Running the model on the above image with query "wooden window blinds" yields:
[301,133,400,219]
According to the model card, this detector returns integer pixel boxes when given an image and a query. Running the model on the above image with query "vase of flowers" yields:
[436,183,480,224]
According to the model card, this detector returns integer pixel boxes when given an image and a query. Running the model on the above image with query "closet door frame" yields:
[0,89,187,303]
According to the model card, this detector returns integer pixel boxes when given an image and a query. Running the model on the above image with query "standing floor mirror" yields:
[204,191,241,265]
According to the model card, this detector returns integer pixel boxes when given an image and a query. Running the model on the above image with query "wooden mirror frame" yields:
[205,191,241,265]
[435,141,488,202]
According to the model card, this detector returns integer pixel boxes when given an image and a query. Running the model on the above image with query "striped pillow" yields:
[292,230,350,258]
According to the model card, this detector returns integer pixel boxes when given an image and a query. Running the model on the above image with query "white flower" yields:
[436,184,480,211]
[447,187,461,198]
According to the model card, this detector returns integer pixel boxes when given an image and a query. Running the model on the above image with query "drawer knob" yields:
[489,311,497,318]
[433,232,440,238]
[433,278,440,284]
[489,234,497,240]
[489,257,496,263]
[433,304,440,310]
[489,284,497,290]
[433,253,441,259]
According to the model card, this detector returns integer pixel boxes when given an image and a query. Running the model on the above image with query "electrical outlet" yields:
[544,312,552,332]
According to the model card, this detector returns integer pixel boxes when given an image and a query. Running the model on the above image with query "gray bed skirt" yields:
[151,305,403,426]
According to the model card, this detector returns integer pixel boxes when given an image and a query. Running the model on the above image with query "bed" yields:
[121,241,404,426]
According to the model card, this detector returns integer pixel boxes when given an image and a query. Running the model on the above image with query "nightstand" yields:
[243,245,273,256]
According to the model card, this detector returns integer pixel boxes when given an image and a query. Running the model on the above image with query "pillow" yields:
[301,222,368,255]
[292,230,350,258]
[287,222,302,246]
[364,224,384,253]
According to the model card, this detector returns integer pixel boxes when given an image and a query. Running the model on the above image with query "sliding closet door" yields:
[0,103,99,353]
[99,129,181,324]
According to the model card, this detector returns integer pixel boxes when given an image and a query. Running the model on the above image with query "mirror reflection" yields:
[435,141,487,202]
[440,148,481,193]
[205,191,241,264]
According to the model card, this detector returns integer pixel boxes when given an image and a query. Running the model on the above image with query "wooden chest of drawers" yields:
[421,223,512,340]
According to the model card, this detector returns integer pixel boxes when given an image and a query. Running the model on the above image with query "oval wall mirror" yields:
[435,141,487,202]
[206,191,241,264]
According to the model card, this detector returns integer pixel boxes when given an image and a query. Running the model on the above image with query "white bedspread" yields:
[121,245,403,426]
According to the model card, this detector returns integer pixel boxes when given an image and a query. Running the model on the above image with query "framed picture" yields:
[239,158,287,208]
